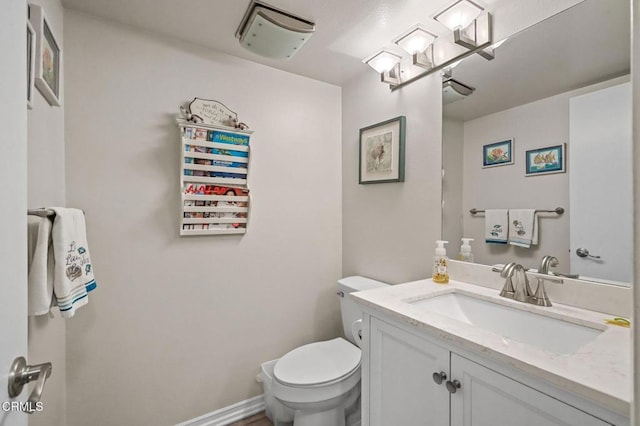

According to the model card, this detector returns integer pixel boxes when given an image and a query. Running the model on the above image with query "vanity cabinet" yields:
[368,317,449,426]
[365,317,612,426]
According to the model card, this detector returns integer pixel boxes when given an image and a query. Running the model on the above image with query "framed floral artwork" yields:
[30,4,61,106]
[359,116,406,184]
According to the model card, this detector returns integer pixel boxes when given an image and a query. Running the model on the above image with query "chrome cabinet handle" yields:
[445,379,461,394]
[8,357,52,413]
[576,248,601,259]
[432,371,447,385]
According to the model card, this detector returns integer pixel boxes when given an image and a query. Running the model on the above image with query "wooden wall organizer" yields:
[177,117,253,236]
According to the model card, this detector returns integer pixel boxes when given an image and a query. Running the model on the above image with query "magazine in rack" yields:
[180,116,252,235]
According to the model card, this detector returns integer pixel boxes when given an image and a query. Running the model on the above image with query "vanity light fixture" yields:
[364,50,402,73]
[236,0,315,60]
[394,26,437,55]
[435,0,488,50]
[434,0,483,32]
[365,50,404,86]
[477,37,507,60]
[364,0,493,91]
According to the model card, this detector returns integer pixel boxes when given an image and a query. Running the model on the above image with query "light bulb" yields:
[434,0,483,30]
[365,50,402,73]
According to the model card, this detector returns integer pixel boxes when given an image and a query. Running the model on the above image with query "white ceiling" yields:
[61,0,487,86]
[61,0,628,116]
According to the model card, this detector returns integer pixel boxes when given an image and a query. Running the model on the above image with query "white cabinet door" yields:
[368,318,450,426]
[450,354,611,426]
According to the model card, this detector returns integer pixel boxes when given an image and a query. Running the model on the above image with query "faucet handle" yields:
[529,273,563,307]
[546,256,559,268]
[497,263,518,299]
[552,272,579,279]
[492,262,517,278]
[527,271,564,284]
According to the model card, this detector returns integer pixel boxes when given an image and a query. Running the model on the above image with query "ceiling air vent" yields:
[236,0,315,60]
[443,78,475,104]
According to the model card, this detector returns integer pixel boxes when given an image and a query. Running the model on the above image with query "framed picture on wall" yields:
[482,139,513,168]
[525,143,566,176]
[359,116,406,184]
[27,17,35,109]
[29,4,61,107]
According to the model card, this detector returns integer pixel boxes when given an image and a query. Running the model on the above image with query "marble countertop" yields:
[351,279,631,416]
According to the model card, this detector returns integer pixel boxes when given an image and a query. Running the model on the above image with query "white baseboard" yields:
[175,394,265,426]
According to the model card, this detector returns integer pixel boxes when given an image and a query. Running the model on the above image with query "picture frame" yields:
[29,4,61,106]
[525,143,566,176]
[482,139,513,168]
[359,116,406,184]
[27,18,35,109]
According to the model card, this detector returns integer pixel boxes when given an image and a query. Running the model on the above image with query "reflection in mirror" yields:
[441,0,631,286]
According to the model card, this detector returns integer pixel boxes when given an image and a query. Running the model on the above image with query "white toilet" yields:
[261,276,388,426]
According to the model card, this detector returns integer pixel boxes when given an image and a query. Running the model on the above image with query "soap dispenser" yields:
[432,240,450,284]
[458,238,474,262]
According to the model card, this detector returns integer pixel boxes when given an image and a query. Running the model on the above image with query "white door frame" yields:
[0,1,29,425]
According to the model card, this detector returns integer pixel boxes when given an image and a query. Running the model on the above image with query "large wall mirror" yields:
[442,0,631,286]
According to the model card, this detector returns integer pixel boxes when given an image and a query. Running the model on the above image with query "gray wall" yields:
[63,11,343,426]
[26,0,67,425]
[342,71,443,284]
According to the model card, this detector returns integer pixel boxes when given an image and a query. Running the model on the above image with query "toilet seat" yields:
[274,338,361,387]
[271,338,362,404]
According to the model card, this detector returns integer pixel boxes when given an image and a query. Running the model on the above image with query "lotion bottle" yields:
[458,238,474,262]
[432,240,450,284]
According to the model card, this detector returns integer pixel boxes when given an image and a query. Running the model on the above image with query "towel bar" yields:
[27,208,55,218]
[28,208,86,218]
[469,207,564,215]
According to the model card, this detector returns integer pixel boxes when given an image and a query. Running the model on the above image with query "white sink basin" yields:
[408,292,604,354]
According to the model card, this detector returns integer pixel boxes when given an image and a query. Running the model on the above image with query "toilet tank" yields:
[338,276,388,345]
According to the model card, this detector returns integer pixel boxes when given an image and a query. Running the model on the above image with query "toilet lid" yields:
[273,338,361,386]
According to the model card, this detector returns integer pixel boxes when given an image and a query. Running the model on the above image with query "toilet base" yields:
[281,382,360,426]
[292,407,345,426]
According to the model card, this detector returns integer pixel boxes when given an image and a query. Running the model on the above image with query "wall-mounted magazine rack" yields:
[177,118,253,236]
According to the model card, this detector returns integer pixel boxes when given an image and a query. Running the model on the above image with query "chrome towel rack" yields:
[28,208,86,218]
[469,207,564,215]
[28,208,56,218]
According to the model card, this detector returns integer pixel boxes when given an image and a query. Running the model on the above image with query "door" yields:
[1,1,29,425]
[450,354,610,426]
[368,318,450,426]
[569,82,632,284]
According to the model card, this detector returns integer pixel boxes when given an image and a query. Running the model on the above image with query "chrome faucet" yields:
[538,255,579,279]
[497,262,532,303]
[493,261,563,307]
[530,256,566,306]
[538,255,558,274]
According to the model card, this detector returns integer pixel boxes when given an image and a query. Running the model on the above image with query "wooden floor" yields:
[229,411,273,426]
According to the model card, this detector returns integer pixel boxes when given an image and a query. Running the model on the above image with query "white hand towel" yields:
[509,209,538,248]
[485,209,508,244]
[50,208,97,318]
[27,215,54,316]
